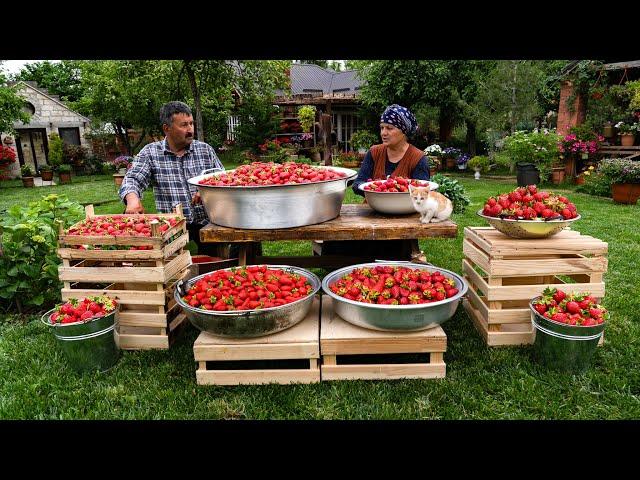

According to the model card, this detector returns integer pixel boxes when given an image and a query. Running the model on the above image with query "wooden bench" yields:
[596,145,640,160]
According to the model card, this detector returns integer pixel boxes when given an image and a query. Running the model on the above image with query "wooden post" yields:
[321,113,333,166]
[85,204,95,219]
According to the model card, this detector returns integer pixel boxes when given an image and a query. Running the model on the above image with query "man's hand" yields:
[124,193,145,214]
[191,192,202,205]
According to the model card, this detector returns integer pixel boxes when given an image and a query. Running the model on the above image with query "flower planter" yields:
[620,134,635,147]
[611,183,640,205]
[574,175,585,185]
[457,164,467,170]
[445,158,456,170]
[551,167,565,185]
[41,170,54,181]
[58,172,72,184]
[429,167,437,177]
[22,176,35,188]
[113,173,125,187]
[474,168,481,180]
[603,125,615,138]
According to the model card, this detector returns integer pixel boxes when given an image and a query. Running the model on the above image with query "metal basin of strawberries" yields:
[358,180,439,215]
[321,261,468,332]
[476,210,581,239]
[188,166,358,229]
[174,265,321,338]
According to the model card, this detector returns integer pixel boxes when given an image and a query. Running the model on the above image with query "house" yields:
[0,80,92,178]
[273,63,364,151]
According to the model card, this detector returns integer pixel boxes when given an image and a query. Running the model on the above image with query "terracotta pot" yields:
[59,172,72,184]
[620,134,635,146]
[113,173,125,186]
[429,167,437,177]
[551,167,565,185]
[22,176,35,188]
[445,157,456,170]
[41,170,54,181]
[603,125,615,138]
[612,183,640,205]
[574,175,585,185]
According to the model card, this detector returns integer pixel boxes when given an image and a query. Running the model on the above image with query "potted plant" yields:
[39,163,54,181]
[598,158,640,204]
[297,105,316,133]
[350,130,379,154]
[456,153,470,170]
[614,121,638,146]
[427,156,440,177]
[575,165,595,185]
[502,129,560,185]
[603,121,615,139]
[468,155,489,180]
[442,147,461,170]
[0,144,17,179]
[20,164,34,187]
[57,163,72,184]
[112,155,133,174]
[337,151,361,168]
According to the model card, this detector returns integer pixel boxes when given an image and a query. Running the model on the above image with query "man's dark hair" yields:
[160,101,192,127]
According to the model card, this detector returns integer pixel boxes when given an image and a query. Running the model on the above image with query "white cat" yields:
[409,184,453,223]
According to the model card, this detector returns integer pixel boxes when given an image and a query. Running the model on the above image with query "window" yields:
[58,127,81,145]
[22,102,36,115]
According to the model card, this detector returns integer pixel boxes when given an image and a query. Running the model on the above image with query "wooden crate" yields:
[462,226,608,347]
[58,204,191,350]
[320,297,446,381]
[193,296,321,385]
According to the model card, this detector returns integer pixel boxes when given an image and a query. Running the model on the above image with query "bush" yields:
[350,130,379,151]
[20,164,33,177]
[47,133,65,167]
[576,171,611,198]
[297,105,316,132]
[0,194,84,313]
[598,158,640,184]
[501,130,561,182]
[468,155,490,173]
[430,173,470,214]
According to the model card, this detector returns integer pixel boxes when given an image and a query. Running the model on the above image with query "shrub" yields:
[350,130,379,151]
[468,155,490,172]
[501,130,561,182]
[48,133,65,167]
[598,158,640,184]
[297,105,316,132]
[20,164,33,177]
[576,171,611,198]
[430,173,470,214]
[0,194,84,313]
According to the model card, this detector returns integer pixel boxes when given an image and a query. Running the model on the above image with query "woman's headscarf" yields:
[380,104,418,136]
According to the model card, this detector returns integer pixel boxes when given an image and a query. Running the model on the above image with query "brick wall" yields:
[557,81,586,136]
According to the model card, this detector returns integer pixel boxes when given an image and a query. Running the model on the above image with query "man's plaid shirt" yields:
[119,138,223,224]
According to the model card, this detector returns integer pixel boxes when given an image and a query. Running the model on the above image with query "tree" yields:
[296,60,329,68]
[0,72,31,134]
[12,60,84,103]
[72,60,179,155]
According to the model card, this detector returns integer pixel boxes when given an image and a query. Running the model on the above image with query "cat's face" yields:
[409,185,431,206]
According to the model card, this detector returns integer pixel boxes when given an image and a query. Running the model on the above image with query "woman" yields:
[322,104,430,262]
[352,104,430,197]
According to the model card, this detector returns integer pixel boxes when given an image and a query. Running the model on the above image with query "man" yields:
[119,101,224,255]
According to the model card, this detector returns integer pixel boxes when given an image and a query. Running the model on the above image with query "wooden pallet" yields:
[462,226,608,347]
[320,297,446,380]
[192,296,321,385]
[58,204,192,350]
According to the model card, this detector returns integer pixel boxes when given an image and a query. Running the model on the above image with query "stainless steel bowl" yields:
[174,265,321,338]
[358,181,439,214]
[476,210,581,239]
[188,166,358,229]
[322,261,467,332]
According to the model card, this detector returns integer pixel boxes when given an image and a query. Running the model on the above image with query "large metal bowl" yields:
[322,261,468,332]
[188,166,358,229]
[358,181,439,214]
[477,210,581,239]
[174,265,321,338]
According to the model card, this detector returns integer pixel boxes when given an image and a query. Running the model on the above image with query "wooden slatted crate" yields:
[58,204,191,350]
[462,226,608,347]
[320,297,446,380]
[193,296,321,385]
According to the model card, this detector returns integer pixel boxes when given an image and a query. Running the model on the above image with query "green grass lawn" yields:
[1,171,639,419]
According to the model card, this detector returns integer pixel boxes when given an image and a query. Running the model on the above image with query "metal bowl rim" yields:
[188,166,358,190]
[476,209,581,224]
[358,180,439,193]
[321,261,468,310]
[175,265,321,317]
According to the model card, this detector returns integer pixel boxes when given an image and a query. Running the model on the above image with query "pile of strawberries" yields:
[182,265,314,312]
[49,295,118,325]
[532,287,608,326]
[198,162,347,187]
[66,215,181,237]
[481,185,579,220]
[65,215,182,250]
[363,176,429,193]
[329,265,459,305]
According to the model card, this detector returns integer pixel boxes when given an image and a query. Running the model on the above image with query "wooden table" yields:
[200,203,457,268]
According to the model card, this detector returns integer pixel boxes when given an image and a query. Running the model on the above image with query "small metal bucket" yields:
[41,308,120,374]
[530,302,605,374]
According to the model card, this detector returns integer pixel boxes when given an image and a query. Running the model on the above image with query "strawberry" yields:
[565,301,581,314]
[533,303,547,315]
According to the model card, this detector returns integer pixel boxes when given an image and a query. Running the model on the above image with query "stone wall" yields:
[557,80,586,136]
